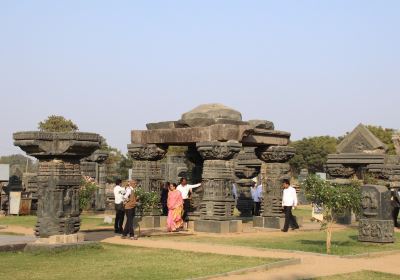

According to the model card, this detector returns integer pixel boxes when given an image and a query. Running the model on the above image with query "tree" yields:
[290,136,338,174]
[366,125,396,155]
[100,143,132,182]
[38,115,78,132]
[302,175,361,254]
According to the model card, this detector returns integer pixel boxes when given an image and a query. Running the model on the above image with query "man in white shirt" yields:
[281,179,299,232]
[177,177,201,229]
[113,179,125,234]
[251,183,262,216]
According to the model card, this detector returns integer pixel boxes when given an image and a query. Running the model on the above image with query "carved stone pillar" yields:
[255,145,295,228]
[234,147,261,217]
[359,185,394,243]
[13,132,101,238]
[196,141,241,220]
[128,144,167,193]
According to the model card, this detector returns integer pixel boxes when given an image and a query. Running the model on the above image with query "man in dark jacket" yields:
[392,188,400,228]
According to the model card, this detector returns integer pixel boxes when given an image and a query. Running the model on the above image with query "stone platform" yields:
[194,220,243,233]
[0,235,37,252]
[253,216,303,229]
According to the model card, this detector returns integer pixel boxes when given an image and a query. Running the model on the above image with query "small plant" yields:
[133,187,160,214]
[302,175,361,254]
[79,176,98,210]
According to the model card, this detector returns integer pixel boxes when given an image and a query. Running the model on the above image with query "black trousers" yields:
[162,203,168,216]
[392,207,400,227]
[114,204,125,233]
[123,208,136,237]
[183,199,190,222]
[254,202,261,216]
[283,206,299,231]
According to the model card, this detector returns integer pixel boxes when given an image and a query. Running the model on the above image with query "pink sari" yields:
[167,190,184,232]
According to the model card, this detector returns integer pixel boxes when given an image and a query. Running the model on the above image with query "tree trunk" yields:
[326,222,332,254]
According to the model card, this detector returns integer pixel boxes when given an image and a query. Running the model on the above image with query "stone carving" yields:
[13,132,101,237]
[327,165,355,178]
[197,141,241,220]
[358,185,394,243]
[127,144,167,161]
[256,146,295,163]
[197,141,241,160]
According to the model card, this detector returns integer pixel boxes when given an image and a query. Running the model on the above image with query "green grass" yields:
[293,205,312,219]
[152,229,400,256]
[311,270,400,280]
[0,243,278,280]
[0,215,112,230]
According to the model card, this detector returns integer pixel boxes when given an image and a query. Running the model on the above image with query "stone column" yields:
[13,132,101,238]
[128,144,167,193]
[359,185,394,243]
[194,141,242,233]
[255,145,295,229]
[234,147,261,217]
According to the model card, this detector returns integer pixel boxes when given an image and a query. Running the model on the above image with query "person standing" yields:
[251,182,262,216]
[177,177,201,230]
[281,179,299,232]
[160,182,170,216]
[113,179,125,234]
[167,183,184,232]
[122,180,138,240]
[391,188,400,228]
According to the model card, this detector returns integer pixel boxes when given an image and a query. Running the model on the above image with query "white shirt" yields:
[251,185,263,202]
[282,186,298,207]
[124,186,133,200]
[232,183,238,198]
[177,183,201,199]
[114,185,125,204]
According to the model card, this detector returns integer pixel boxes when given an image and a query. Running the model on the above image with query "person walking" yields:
[281,179,299,232]
[113,179,125,234]
[122,180,138,240]
[167,183,184,232]
[177,177,201,230]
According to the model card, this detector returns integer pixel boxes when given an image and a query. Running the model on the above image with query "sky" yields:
[0,1,399,156]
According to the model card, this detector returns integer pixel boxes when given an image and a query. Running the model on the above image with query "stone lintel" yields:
[327,153,385,165]
[131,124,290,146]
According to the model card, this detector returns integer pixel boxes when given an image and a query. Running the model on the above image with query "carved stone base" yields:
[358,219,395,243]
[253,216,303,229]
[34,233,85,244]
[194,220,242,233]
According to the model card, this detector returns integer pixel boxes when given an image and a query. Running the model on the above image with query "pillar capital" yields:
[256,145,295,163]
[127,144,167,161]
[196,141,241,160]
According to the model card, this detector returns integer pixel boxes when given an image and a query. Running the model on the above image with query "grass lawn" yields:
[293,205,312,219]
[0,243,278,280]
[0,215,112,231]
[311,270,400,280]
[152,229,400,256]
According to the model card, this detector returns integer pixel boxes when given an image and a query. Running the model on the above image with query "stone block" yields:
[36,233,85,245]
[359,219,395,243]
[194,220,242,233]
[254,216,303,229]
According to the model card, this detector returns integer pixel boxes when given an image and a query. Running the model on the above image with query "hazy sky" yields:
[1,1,399,156]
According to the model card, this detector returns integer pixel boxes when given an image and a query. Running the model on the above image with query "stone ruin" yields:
[128,104,295,232]
[80,150,109,211]
[327,124,400,187]
[13,131,101,238]
[359,185,394,243]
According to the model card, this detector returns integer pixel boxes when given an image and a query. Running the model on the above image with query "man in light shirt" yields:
[281,179,299,232]
[251,182,262,216]
[177,177,201,229]
[113,179,125,234]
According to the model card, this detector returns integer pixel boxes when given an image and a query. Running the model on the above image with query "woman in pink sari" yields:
[167,183,184,232]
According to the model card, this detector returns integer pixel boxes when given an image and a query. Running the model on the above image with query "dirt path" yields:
[102,236,400,279]
[0,225,34,235]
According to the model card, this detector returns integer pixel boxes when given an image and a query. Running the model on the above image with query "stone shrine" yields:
[358,185,394,243]
[129,104,294,232]
[13,131,101,238]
